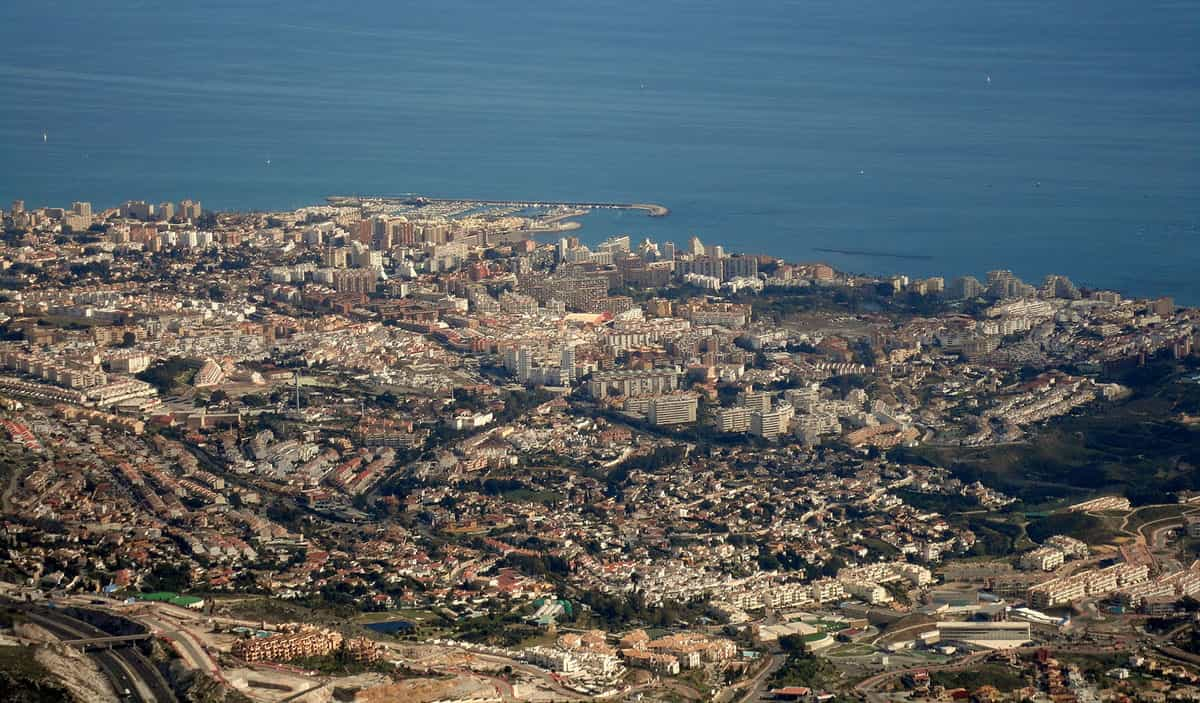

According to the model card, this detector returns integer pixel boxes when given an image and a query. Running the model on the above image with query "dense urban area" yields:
[1,195,1199,703]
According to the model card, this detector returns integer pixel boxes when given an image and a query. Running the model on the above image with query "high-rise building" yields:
[648,393,698,426]
[637,238,660,261]
[750,405,794,439]
[157,202,176,220]
[725,255,758,280]
[390,218,415,245]
[324,247,349,268]
[63,201,93,231]
[516,347,534,385]
[688,235,705,256]
[1041,275,1080,300]
[332,268,376,294]
[1150,297,1175,317]
[675,256,724,280]
[597,235,631,254]
[717,406,752,433]
[985,270,1034,299]
[178,199,202,221]
[737,388,772,414]
[949,276,984,300]
[523,275,609,313]
[557,237,577,262]
[586,368,680,399]
[352,218,374,246]
[561,346,577,383]
[120,200,154,220]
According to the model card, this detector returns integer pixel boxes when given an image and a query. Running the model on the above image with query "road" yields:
[870,620,936,646]
[279,680,331,702]
[22,607,178,702]
[1118,504,1200,544]
[443,665,514,700]
[452,650,590,700]
[855,645,1127,697]
[854,650,992,695]
[136,611,223,678]
[716,653,779,703]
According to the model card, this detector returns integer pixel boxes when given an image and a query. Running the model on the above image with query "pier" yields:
[327,195,669,217]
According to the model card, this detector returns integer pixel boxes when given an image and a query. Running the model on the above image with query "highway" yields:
[22,606,178,702]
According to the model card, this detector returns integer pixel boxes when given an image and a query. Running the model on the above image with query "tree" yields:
[144,562,191,592]
[242,393,268,407]
[778,633,810,655]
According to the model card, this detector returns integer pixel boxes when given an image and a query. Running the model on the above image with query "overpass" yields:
[58,632,152,650]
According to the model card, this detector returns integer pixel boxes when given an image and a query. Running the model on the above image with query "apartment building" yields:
[647,393,698,426]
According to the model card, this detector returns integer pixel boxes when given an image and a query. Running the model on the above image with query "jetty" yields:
[328,195,669,217]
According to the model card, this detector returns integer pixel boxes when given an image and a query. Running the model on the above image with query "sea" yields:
[1,0,1197,301]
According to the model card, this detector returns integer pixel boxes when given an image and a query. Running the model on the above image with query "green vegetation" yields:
[739,286,953,326]
[0,646,71,703]
[289,649,396,677]
[898,394,1200,507]
[605,445,688,486]
[930,664,1026,692]
[895,489,981,515]
[1051,652,1127,680]
[575,590,715,629]
[136,357,202,393]
[950,515,1023,557]
[1026,511,1118,544]
[141,562,193,592]
[220,596,360,626]
[465,478,563,505]
[861,537,900,558]
[497,552,571,578]
[769,636,841,690]
[453,611,544,648]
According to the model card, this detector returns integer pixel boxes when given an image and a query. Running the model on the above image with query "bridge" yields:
[58,633,152,650]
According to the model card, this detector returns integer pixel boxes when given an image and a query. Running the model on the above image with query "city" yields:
[0,194,1199,703]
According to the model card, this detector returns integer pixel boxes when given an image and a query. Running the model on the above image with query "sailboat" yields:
[42,130,47,143]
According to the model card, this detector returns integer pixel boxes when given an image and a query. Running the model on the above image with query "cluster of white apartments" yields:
[835,562,933,605]
[1028,563,1149,608]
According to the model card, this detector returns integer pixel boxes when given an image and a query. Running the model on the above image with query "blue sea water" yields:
[1,1,1197,301]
